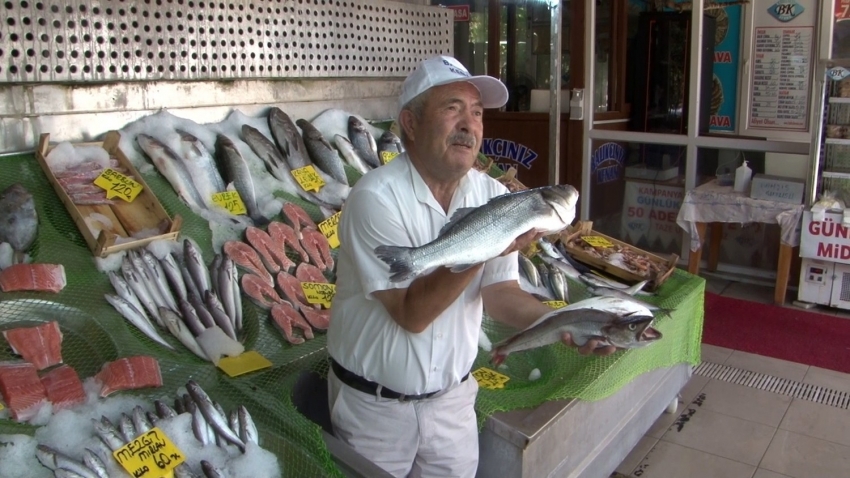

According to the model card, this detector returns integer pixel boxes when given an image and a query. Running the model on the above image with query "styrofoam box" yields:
[749,174,804,204]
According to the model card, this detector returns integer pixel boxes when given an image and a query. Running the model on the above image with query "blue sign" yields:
[768,0,804,22]
[710,2,742,132]
[480,138,539,169]
[590,142,624,184]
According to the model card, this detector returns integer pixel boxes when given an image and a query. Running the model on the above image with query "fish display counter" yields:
[0,106,704,478]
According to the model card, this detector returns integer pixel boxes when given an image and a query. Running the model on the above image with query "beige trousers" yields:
[328,368,480,478]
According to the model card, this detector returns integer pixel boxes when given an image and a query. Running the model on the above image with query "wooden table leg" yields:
[775,243,794,305]
[688,222,707,275]
[707,222,723,272]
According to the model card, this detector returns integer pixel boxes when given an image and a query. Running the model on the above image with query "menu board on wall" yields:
[746,0,815,133]
[748,26,812,130]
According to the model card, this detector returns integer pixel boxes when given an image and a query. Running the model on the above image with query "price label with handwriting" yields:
[581,235,614,248]
[318,211,341,249]
[218,350,273,378]
[211,191,247,215]
[93,168,143,202]
[380,151,400,164]
[112,427,184,478]
[543,300,567,309]
[291,165,325,192]
[472,367,511,390]
[300,282,336,308]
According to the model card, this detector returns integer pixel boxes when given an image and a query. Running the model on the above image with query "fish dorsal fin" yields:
[440,207,477,235]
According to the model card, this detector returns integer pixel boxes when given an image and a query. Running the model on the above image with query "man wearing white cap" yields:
[327,55,613,477]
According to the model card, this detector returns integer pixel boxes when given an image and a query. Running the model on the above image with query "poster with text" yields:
[710,2,742,132]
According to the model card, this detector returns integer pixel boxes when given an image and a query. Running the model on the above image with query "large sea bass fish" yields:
[375,184,579,282]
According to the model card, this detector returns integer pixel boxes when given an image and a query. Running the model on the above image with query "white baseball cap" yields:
[398,55,509,113]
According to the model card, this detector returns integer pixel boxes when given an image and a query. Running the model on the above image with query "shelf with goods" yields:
[809,60,850,206]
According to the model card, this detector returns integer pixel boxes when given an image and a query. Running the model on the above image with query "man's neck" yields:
[409,158,464,213]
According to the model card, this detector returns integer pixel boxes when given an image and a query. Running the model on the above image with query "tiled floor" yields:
[612,274,850,478]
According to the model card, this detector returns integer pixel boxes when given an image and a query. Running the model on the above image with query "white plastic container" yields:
[733,160,752,193]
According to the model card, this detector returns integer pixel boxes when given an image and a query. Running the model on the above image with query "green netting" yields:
[0,150,703,476]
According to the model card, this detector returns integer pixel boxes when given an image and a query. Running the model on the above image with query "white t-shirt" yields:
[327,153,518,395]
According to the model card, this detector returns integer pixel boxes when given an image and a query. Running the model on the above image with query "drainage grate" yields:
[694,361,850,409]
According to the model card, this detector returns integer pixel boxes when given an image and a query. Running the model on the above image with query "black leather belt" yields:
[330,358,469,402]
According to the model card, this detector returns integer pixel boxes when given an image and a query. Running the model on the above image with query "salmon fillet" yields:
[95,356,162,397]
[2,321,64,370]
[0,263,66,293]
[0,361,48,422]
[40,364,86,412]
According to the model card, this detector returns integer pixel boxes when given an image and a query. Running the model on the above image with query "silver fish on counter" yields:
[536,237,582,280]
[297,118,350,185]
[104,293,174,350]
[201,460,226,478]
[35,444,100,478]
[333,134,371,175]
[586,286,670,316]
[518,254,540,288]
[186,380,246,451]
[81,448,109,478]
[240,123,303,202]
[376,129,404,165]
[215,134,268,226]
[137,133,208,211]
[175,129,227,207]
[580,273,654,296]
[0,183,38,264]
[376,184,579,282]
[161,307,208,360]
[348,116,381,169]
[491,296,662,365]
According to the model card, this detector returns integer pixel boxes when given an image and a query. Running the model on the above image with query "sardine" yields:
[104,294,174,350]
[333,134,371,175]
[348,116,381,168]
[375,185,579,282]
[238,405,259,446]
[118,412,137,442]
[160,307,208,360]
[81,448,108,478]
[376,130,404,165]
[175,129,226,206]
[137,133,208,210]
[35,444,99,478]
[184,239,211,294]
[0,183,38,263]
[161,252,188,302]
[297,118,349,185]
[491,296,662,365]
[215,134,268,226]
[186,380,246,451]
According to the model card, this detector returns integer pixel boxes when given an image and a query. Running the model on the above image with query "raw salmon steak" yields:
[95,356,162,397]
[40,364,86,411]
[0,263,66,293]
[2,321,63,370]
[0,361,48,422]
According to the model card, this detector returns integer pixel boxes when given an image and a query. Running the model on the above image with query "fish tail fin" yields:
[374,245,416,282]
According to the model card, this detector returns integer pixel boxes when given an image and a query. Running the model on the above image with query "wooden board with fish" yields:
[36,131,182,257]
[558,221,677,291]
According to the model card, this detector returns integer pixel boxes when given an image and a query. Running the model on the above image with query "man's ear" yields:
[399,109,416,144]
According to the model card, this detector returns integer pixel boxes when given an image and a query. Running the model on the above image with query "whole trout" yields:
[375,184,579,282]
[491,296,662,365]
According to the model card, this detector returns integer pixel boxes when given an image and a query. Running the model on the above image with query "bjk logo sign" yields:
[447,5,470,22]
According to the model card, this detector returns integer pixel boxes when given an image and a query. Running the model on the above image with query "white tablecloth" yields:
[676,179,804,252]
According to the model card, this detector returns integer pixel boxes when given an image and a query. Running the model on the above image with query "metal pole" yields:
[549,0,563,186]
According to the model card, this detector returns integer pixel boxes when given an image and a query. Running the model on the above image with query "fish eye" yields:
[628,323,637,330]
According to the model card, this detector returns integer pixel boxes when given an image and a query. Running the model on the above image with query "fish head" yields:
[349,116,366,132]
[542,185,579,226]
[601,314,662,348]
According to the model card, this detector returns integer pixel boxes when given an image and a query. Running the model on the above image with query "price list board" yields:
[748,27,813,131]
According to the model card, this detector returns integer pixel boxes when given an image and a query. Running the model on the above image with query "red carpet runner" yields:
[703,292,850,374]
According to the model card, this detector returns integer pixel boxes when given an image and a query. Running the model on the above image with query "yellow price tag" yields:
[380,151,400,164]
[318,211,341,249]
[300,282,336,307]
[211,191,247,215]
[217,350,273,377]
[472,367,511,390]
[581,235,614,248]
[291,165,325,192]
[93,168,143,202]
[543,300,567,309]
[112,427,184,478]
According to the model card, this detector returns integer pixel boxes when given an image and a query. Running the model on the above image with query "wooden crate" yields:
[558,221,678,291]
[36,131,181,257]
